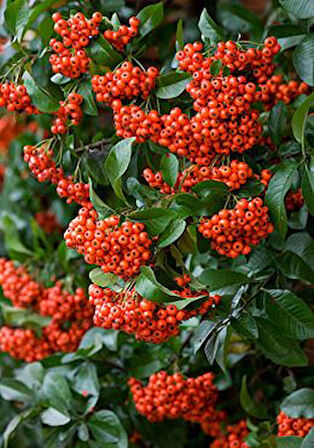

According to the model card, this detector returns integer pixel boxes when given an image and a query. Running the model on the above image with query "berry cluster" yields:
[0,83,39,114]
[89,282,220,343]
[277,411,314,438]
[129,371,219,424]
[64,208,152,279]
[50,11,102,78]
[199,198,274,258]
[112,101,162,143]
[51,92,83,134]
[285,188,304,212]
[0,258,92,361]
[35,210,61,234]
[143,160,254,195]
[103,17,140,51]
[0,115,23,155]
[92,62,158,106]
[23,145,90,207]
[210,420,249,448]
[262,75,309,109]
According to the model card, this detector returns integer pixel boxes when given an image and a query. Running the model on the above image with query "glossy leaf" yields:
[160,153,179,186]
[136,2,164,38]
[240,376,268,419]
[198,8,224,42]
[156,72,191,99]
[281,388,314,418]
[293,36,314,86]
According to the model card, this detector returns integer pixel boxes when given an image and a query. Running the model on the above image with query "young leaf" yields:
[240,376,268,419]
[160,153,179,187]
[293,36,314,86]
[302,167,314,215]
[198,8,224,42]
[268,101,288,145]
[281,388,314,418]
[156,72,191,99]
[136,2,164,38]
[265,163,298,239]
[104,138,135,201]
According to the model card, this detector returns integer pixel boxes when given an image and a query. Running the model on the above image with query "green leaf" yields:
[25,0,58,30]
[286,232,314,267]
[275,252,314,283]
[265,163,298,239]
[302,167,314,215]
[41,407,71,427]
[1,303,51,329]
[292,93,314,146]
[281,388,314,418]
[302,428,314,448]
[23,71,60,113]
[89,268,118,288]
[279,0,314,19]
[136,2,164,38]
[176,19,184,50]
[78,80,98,116]
[256,318,308,367]
[42,372,72,410]
[198,8,224,42]
[240,376,268,419]
[266,290,314,340]
[193,321,216,354]
[156,72,191,99]
[78,423,90,442]
[72,362,100,403]
[293,36,314,86]
[135,266,181,302]
[104,138,134,201]
[3,409,35,448]
[88,410,127,448]
[129,207,177,236]
[158,218,186,248]
[89,36,123,68]
[89,180,113,219]
[5,0,29,40]
[231,313,259,339]
[210,60,223,76]
[277,437,302,448]
[1,214,33,260]
[0,379,32,402]
[79,328,118,353]
[268,101,288,145]
[198,269,250,293]
[160,153,179,187]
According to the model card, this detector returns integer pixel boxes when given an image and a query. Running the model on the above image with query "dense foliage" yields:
[0,0,313,447]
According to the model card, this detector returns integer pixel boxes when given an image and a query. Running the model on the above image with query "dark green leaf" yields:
[292,92,314,146]
[129,207,177,236]
[286,232,314,267]
[256,318,308,367]
[176,19,184,50]
[160,153,179,187]
[89,181,113,218]
[281,388,314,418]
[198,269,250,293]
[0,379,32,402]
[293,36,314,86]
[78,80,98,116]
[156,72,191,99]
[88,36,123,68]
[158,218,186,248]
[135,266,181,302]
[266,289,314,339]
[198,8,224,42]
[240,375,268,419]
[279,0,314,19]
[265,163,298,239]
[275,252,314,283]
[72,362,100,402]
[302,428,314,448]
[104,138,134,201]
[302,167,314,215]
[23,71,60,113]
[88,410,127,448]
[269,101,288,145]
[231,313,259,339]
[136,2,164,38]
